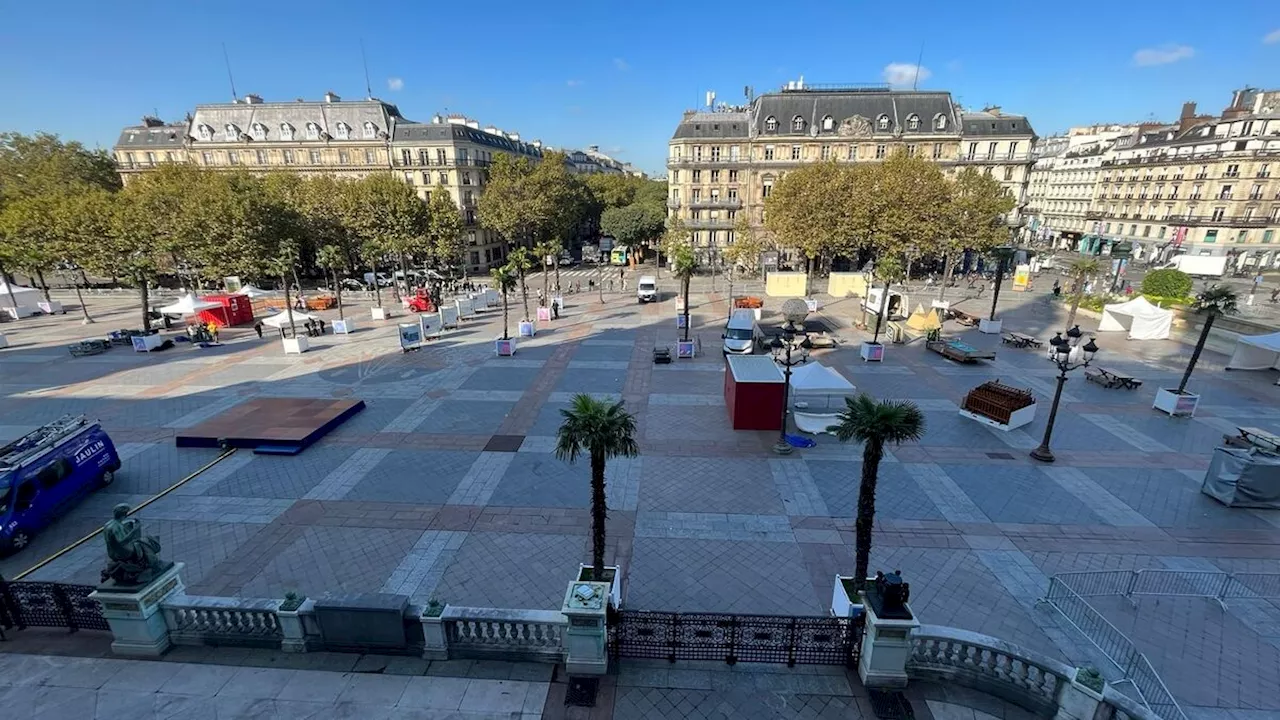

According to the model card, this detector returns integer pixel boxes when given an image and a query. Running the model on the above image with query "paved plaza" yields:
[1,276,1278,718]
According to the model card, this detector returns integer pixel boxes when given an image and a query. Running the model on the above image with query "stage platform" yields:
[175,398,365,454]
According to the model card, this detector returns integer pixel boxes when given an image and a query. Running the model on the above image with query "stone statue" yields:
[838,115,872,138]
[101,504,169,586]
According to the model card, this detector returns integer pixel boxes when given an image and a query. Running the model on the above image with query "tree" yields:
[726,216,773,279]
[1141,268,1193,299]
[507,246,534,321]
[478,153,541,250]
[1176,285,1238,395]
[833,395,925,588]
[425,186,465,281]
[869,255,904,343]
[91,182,161,331]
[52,189,116,324]
[763,161,855,276]
[339,173,427,308]
[554,394,639,583]
[866,151,950,267]
[533,239,559,305]
[0,192,59,302]
[1063,256,1103,329]
[939,169,1015,301]
[490,264,517,340]
[601,203,665,265]
[0,132,120,204]
[670,240,697,342]
[317,244,347,321]
[267,240,303,338]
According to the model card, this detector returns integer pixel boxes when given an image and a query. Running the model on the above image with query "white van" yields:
[722,309,762,354]
[637,275,658,303]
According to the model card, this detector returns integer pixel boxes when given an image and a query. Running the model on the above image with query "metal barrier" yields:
[1041,577,1188,720]
[1050,569,1280,607]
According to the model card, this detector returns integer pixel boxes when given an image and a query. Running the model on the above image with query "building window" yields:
[1004,167,1014,181]
[305,123,320,140]
[692,189,701,202]
[1204,229,1218,243]
[1224,164,1239,178]
[790,145,801,160]
[248,123,266,141]
[282,149,294,165]
[693,146,703,161]
[1263,230,1274,243]
[224,124,239,141]
[967,142,978,160]
[196,124,212,141]
[728,169,738,183]
[1159,226,1167,238]
[364,149,376,164]
[1219,186,1233,200]
[439,172,448,185]
[1212,207,1226,221]
[987,142,998,160]
[1237,230,1249,243]
[1008,142,1019,159]
[765,116,778,132]
[710,170,720,182]
[201,151,212,165]
[401,150,412,165]
[254,149,266,164]
[875,144,886,159]
[933,143,943,160]
[422,172,431,184]
[692,170,701,183]
[436,149,447,164]
[791,116,805,132]
[822,115,834,131]
[470,251,480,266]
[335,123,350,140]
[906,144,917,157]
[730,145,741,161]
[462,172,472,185]
[1143,225,1151,237]
[820,145,831,160]
[876,115,890,131]
[226,151,238,165]
[144,151,155,165]
[763,146,774,161]
[338,150,350,164]
[363,122,377,139]
[728,188,738,201]
[934,115,947,130]
[849,145,858,160]
[710,146,720,161]
[906,114,920,130]
[309,150,321,164]
[280,123,294,141]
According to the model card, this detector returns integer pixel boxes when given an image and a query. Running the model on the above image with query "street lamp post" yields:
[1030,326,1099,463]
[770,299,813,456]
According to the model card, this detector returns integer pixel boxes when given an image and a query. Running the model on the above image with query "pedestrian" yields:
[304,319,314,337]
[608,279,614,292]
[253,321,263,339]
[1052,279,1061,297]
[619,267,624,280]
[1270,288,1279,303]
[1254,274,1264,293]
[537,288,544,305]
[208,322,219,344]
[552,301,560,320]
[318,319,326,334]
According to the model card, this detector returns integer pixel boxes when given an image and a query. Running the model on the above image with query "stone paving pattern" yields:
[2,279,1279,717]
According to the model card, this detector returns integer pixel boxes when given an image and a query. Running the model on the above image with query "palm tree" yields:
[555,394,639,582]
[1176,284,1238,394]
[834,395,926,587]
[1063,256,1102,329]
[489,264,517,340]
[317,244,346,321]
[670,242,697,342]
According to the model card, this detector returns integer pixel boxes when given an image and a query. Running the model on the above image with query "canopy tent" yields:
[1225,331,1280,371]
[233,284,276,298]
[0,282,42,309]
[158,293,222,316]
[788,362,857,412]
[261,310,320,329]
[905,304,942,333]
[1097,296,1172,340]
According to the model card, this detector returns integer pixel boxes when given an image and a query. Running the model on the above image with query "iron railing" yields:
[0,576,109,634]
[609,610,862,667]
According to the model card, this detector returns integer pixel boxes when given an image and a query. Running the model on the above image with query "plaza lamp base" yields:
[772,440,794,455]
[1029,445,1056,463]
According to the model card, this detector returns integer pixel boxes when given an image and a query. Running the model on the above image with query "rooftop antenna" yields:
[360,39,373,99]
[221,43,238,101]
[913,43,924,91]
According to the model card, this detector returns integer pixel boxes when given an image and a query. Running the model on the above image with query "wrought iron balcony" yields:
[688,198,743,209]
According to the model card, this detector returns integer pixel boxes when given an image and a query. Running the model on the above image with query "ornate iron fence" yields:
[609,610,862,667]
[0,575,109,634]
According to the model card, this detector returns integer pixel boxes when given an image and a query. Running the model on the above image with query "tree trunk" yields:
[71,270,93,324]
[35,269,51,303]
[590,451,608,579]
[542,262,550,307]
[372,257,383,309]
[682,276,691,342]
[871,280,890,343]
[1177,312,1215,394]
[501,290,510,340]
[1066,281,1084,329]
[853,437,885,587]
[519,272,530,320]
[554,261,561,295]
[333,268,345,321]
[138,276,150,333]
[938,253,954,302]
[0,261,17,316]
[399,252,411,298]
[281,274,297,337]
[291,266,307,314]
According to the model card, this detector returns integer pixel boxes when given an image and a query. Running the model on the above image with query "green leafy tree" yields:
[1064,256,1103,328]
[834,395,926,588]
[0,192,59,302]
[317,244,347,320]
[91,181,161,330]
[52,188,117,323]
[670,240,697,342]
[601,203,665,266]
[866,151,951,267]
[763,160,855,276]
[554,394,639,582]
[0,131,120,204]
[1177,285,1238,395]
[939,168,1015,300]
[869,255,904,343]
[1141,268,1193,298]
[478,153,543,250]
[425,186,465,279]
[339,173,427,308]
[726,216,773,279]
[489,264,518,340]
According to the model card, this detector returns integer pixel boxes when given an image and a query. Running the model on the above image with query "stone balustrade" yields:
[162,595,284,649]
[438,606,567,663]
[907,625,1163,720]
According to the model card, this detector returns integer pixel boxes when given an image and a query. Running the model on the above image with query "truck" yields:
[636,275,658,303]
[1161,255,1228,277]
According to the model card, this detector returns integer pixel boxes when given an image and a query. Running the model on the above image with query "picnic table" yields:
[1084,366,1142,390]
[1237,426,1280,452]
[1001,332,1042,349]
[948,309,980,327]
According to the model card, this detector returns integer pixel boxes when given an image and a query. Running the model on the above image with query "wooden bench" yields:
[1084,366,1142,390]
[1238,426,1280,452]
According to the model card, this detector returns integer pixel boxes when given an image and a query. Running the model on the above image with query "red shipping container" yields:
[723,355,785,431]
[197,294,255,328]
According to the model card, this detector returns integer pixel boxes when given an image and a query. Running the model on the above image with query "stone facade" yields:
[1025,125,1139,242]
[666,82,1036,263]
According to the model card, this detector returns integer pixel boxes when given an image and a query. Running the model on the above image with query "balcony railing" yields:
[684,218,735,229]
[668,156,746,166]
[393,157,491,168]
[1101,148,1280,167]
[667,199,682,209]
[689,198,743,209]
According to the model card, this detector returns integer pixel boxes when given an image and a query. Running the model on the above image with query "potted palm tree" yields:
[491,264,518,356]
[829,395,925,617]
[507,247,536,337]
[670,242,697,358]
[1154,284,1237,418]
[555,394,639,609]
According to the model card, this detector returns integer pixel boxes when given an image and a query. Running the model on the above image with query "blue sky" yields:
[3,0,1278,176]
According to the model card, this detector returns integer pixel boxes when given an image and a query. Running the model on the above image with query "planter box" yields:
[495,337,517,356]
[978,318,1002,334]
[578,565,623,609]
[1056,670,1106,720]
[959,402,1035,431]
[282,335,310,355]
[518,320,536,337]
[131,333,164,353]
[805,298,820,312]
[371,306,391,321]
[1153,388,1198,418]
[536,306,552,322]
[830,575,866,619]
[676,340,697,359]
[0,333,7,349]
[278,598,315,653]
[860,341,884,362]
[332,319,353,335]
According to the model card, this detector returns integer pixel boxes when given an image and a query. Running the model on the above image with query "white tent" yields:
[261,311,320,329]
[158,293,221,316]
[233,284,276,298]
[0,282,42,310]
[1097,296,1172,340]
[788,362,857,412]
[1226,332,1280,371]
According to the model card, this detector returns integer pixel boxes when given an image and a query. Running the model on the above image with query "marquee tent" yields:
[261,310,320,329]
[1225,331,1280,371]
[1097,296,1172,340]
[158,293,222,316]
[788,362,857,435]
[233,284,276,298]
[0,282,42,310]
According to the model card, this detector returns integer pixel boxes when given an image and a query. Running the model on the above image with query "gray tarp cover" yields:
[1201,446,1280,508]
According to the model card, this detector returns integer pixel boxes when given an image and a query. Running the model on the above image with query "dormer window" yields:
[791,116,806,132]
[907,114,920,131]
[250,123,267,141]
[280,123,295,141]
[821,115,834,131]
[197,124,213,141]
[765,116,778,133]
[305,122,320,140]
[335,122,351,140]
[876,115,890,131]
[934,114,948,131]
[363,122,377,139]
[224,124,239,141]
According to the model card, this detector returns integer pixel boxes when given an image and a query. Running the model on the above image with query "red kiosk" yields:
[198,293,255,327]
[723,355,786,431]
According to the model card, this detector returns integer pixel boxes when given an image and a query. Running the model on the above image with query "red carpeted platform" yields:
[175,398,365,454]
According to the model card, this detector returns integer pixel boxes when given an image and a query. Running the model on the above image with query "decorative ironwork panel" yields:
[610,610,862,667]
[3,581,109,632]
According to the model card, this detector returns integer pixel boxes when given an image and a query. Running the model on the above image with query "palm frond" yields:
[555,394,639,464]
[833,393,926,445]
[1193,284,1238,316]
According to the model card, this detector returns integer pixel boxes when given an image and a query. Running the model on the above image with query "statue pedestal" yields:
[858,598,919,689]
[89,562,185,657]
[561,580,610,676]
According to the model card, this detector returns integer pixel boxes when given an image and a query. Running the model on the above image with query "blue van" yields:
[0,416,121,556]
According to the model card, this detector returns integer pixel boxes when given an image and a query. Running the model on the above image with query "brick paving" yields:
[2,284,1279,715]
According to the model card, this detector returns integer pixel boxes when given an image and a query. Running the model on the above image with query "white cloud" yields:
[1132,44,1195,66]
[1265,29,1280,44]
[613,58,630,71]
[387,77,404,91]
[566,79,583,87]
[882,63,931,89]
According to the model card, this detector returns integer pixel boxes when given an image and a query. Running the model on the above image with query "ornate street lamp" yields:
[770,299,813,455]
[1030,325,1099,463]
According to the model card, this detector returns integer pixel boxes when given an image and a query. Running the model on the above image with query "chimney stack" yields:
[1178,101,1198,131]
[324,91,341,103]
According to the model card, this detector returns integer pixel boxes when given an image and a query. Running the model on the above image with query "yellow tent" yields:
[905,304,942,332]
